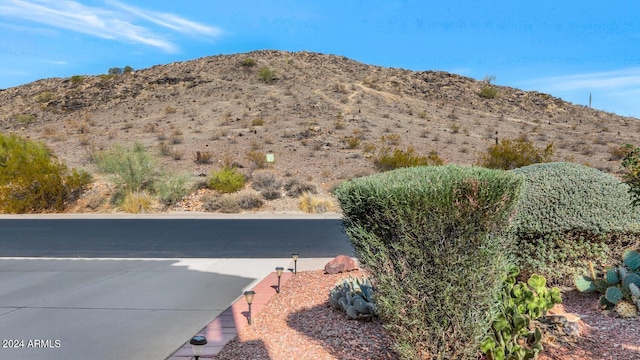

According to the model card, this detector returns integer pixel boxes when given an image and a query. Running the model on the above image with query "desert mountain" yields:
[1,50,638,211]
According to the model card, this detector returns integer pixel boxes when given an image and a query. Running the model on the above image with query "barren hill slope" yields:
[1,50,638,211]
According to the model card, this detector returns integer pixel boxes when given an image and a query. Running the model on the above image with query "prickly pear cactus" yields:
[623,250,640,271]
[605,268,620,285]
[623,273,640,290]
[615,301,638,318]
[576,249,640,316]
[630,283,640,300]
[605,286,623,304]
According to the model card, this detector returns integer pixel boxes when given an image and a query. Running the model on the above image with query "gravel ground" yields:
[213,270,640,360]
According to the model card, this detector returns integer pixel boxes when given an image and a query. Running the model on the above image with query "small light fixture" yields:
[189,335,207,360]
[292,253,299,274]
[275,266,284,293]
[244,290,256,325]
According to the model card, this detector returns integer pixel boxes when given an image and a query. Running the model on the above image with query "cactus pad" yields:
[353,297,371,314]
[604,268,620,285]
[599,295,615,310]
[630,283,640,299]
[622,273,640,290]
[574,275,596,293]
[623,250,640,271]
[614,300,638,318]
[605,286,623,304]
[346,305,359,319]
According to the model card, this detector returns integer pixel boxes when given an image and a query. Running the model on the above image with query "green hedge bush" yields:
[0,133,91,213]
[510,162,640,284]
[335,165,522,359]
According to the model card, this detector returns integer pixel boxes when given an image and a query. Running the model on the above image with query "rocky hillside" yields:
[1,50,638,211]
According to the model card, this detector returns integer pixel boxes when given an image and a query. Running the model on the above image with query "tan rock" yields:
[324,255,357,274]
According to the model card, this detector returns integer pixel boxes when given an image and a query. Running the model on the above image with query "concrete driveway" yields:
[0,257,291,360]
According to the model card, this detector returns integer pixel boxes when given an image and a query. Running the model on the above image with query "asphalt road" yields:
[0,218,353,360]
[0,218,353,257]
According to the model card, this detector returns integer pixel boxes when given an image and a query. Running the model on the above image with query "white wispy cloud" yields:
[0,0,222,52]
[106,0,222,37]
[521,68,640,117]
[524,68,640,92]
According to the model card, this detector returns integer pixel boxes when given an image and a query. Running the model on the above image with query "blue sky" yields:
[1,1,639,118]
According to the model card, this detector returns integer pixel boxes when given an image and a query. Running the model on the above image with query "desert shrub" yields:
[96,143,158,193]
[35,91,54,103]
[202,194,241,213]
[479,84,498,99]
[108,66,132,75]
[70,75,84,83]
[298,193,336,214]
[479,75,499,99]
[380,134,401,146]
[195,151,213,164]
[208,167,246,193]
[260,187,281,200]
[16,113,36,125]
[622,144,640,206]
[477,136,554,170]
[284,179,317,197]
[245,151,267,169]
[345,137,360,149]
[241,57,256,67]
[153,173,193,206]
[120,191,154,213]
[251,170,281,191]
[510,162,640,284]
[610,144,631,161]
[335,165,522,359]
[373,146,443,171]
[258,66,276,83]
[0,133,92,213]
[237,193,263,210]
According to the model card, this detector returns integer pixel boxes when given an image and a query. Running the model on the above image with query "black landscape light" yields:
[244,290,256,325]
[275,266,284,293]
[292,253,299,274]
[189,335,207,360]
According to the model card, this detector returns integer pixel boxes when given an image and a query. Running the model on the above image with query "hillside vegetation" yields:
[1,50,638,212]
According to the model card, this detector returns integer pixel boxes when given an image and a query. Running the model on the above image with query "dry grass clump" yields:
[120,191,155,213]
[298,192,336,213]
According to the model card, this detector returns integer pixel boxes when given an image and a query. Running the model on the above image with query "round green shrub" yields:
[510,162,640,283]
[0,133,91,213]
[208,167,246,193]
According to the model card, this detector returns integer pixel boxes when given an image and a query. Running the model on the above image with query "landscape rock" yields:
[324,255,357,274]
